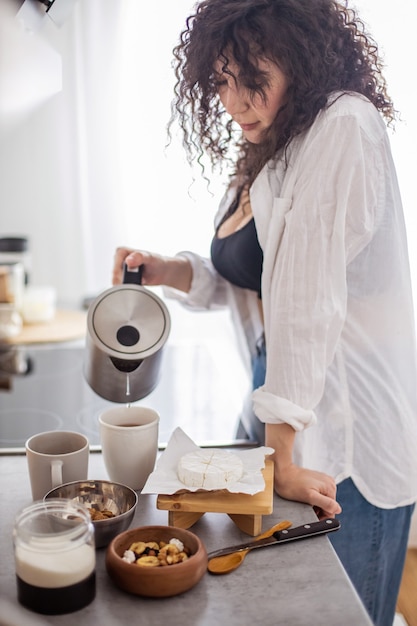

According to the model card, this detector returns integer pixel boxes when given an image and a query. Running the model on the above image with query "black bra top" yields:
[210,217,263,298]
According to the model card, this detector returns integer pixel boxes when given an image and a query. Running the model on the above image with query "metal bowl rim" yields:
[43,478,138,523]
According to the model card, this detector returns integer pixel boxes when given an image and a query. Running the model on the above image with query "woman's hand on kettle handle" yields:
[112,248,150,285]
[112,247,192,293]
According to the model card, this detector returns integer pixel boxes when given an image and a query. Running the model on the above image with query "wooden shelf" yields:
[4,309,86,345]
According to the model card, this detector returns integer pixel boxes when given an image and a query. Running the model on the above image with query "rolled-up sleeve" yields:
[253,387,317,430]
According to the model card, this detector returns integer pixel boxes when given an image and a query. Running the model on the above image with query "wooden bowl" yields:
[106,525,208,597]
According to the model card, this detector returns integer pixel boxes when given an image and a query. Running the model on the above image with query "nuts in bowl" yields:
[106,525,208,597]
[44,479,138,548]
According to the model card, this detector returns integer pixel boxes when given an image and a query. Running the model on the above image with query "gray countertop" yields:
[0,452,372,626]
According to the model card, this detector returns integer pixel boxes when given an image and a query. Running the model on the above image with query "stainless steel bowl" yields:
[44,479,138,548]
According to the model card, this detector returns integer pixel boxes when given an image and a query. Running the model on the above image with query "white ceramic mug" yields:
[98,406,159,491]
[25,431,89,501]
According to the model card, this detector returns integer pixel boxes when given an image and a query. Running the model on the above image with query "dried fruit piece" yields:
[130,541,146,555]
[88,508,116,521]
[136,556,160,567]
[122,549,136,563]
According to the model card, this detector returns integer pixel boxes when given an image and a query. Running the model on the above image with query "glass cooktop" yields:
[0,342,245,454]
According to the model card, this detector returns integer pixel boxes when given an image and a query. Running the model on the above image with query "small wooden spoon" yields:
[207,520,292,575]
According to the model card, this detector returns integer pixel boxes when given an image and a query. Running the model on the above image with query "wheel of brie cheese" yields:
[177,449,244,490]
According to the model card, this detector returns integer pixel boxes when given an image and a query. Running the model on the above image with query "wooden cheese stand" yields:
[157,460,274,536]
[4,309,87,345]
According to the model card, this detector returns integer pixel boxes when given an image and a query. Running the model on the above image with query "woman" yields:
[113,1,417,624]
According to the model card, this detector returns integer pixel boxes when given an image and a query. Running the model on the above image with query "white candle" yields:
[21,286,56,323]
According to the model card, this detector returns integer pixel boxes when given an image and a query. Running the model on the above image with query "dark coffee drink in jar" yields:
[13,500,96,614]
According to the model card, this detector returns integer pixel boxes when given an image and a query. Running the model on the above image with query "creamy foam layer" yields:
[15,542,95,587]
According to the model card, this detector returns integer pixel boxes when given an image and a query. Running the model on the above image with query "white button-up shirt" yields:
[166,92,417,508]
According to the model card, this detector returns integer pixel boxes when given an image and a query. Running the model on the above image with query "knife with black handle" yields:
[207,518,341,560]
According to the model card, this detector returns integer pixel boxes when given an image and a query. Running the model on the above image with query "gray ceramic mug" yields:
[25,431,89,500]
[99,406,159,491]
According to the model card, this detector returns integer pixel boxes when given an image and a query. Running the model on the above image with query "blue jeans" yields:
[329,478,414,626]
[249,334,266,443]
[250,339,415,626]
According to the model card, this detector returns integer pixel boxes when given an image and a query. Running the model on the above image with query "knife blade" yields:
[207,518,341,560]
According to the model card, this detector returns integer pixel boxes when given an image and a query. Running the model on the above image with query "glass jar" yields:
[13,499,96,615]
[0,261,24,310]
[0,237,31,285]
[0,262,24,339]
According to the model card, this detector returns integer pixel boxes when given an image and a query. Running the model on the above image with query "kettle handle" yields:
[123,263,144,285]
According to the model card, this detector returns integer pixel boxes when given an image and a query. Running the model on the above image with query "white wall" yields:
[352,1,416,300]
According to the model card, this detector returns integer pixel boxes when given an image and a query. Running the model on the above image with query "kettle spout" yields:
[109,356,143,373]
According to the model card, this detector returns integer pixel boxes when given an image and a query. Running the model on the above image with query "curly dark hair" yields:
[170,0,395,186]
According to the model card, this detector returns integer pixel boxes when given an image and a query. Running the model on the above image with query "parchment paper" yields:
[142,427,274,495]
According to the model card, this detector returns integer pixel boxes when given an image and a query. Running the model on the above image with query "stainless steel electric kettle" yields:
[84,265,171,403]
